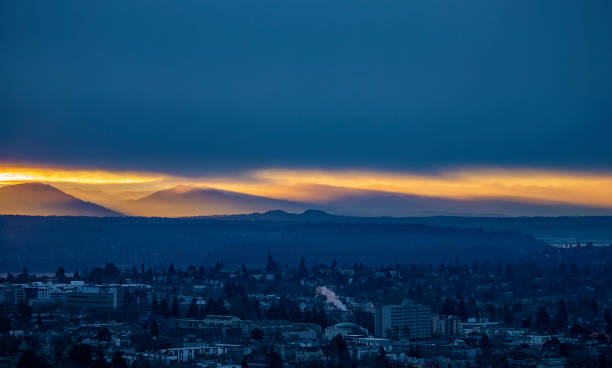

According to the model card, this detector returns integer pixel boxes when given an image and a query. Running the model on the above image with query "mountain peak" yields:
[166,184,200,194]
[302,209,330,217]
[0,182,121,217]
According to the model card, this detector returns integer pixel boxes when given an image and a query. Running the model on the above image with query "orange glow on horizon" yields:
[204,168,612,208]
[0,166,164,185]
[2,164,612,210]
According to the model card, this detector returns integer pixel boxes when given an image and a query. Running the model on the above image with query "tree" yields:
[479,334,490,350]
[103,262,121,282]
[375,347,390,368]
[69,345,95,367]
[402,326,411,339]
[110,351,129,368]
[570,320,586,336]
[535,306,550,330]
[266,253,278,273]
[329,334,350,366]
[160,298,169,317]
[298,257,307,278]
[553,300,568,329]
[55,266,65,281]
[152,297,160,315]
[171,297,179,317]
[17,350,49,368]
[132,355,152,368]
[18,266,30,282]
[265,347,283,368]
[96,327,111,342]
[150,319,159,338]
[17,301,32,324]
[0,309,10,333]
[250,328,264,340]
[187,298,199,318]
[95,326,111,342]
[168,264,177,277]
[73,270,80,280]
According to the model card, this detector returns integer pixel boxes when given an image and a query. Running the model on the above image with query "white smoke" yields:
[316,286,347,311]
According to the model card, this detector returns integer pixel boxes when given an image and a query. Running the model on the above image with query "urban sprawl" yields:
[1,245,611,368]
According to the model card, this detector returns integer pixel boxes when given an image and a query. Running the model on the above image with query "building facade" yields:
[375,299,431,339]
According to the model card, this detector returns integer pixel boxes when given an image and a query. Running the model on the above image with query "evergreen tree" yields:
[96,327,111,341]
[18,301,32,324]
[110,352,129,368]
[375,347,390,368]
[55,266,65,281]
[265,347,283,368]
[160,298,169,317]
[329,334,350,364]
[168,264,176,277]
[171,297,179,317]
[0,309,10,333]
[17,350,50,368]
[535,306,550,330]
[150,319,159,338]
[503,304,513,325]
[266,253,277,273]
[298,257,308,278]
[19,266,30,282]
[187,298,199,318]
[553,300,568,329]
[152,297,160,315]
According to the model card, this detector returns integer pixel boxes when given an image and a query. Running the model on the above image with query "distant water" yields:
[0,272,74,278]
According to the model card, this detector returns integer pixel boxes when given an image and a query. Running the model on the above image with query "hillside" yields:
[0,183,121,217]
[0,215,546,271]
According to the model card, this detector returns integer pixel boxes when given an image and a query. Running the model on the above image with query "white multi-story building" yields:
[374,299,431,339]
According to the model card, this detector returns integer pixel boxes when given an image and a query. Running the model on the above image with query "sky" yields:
[1,1,611,215]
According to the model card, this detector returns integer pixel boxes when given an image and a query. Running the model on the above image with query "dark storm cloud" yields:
[1,0,610,175]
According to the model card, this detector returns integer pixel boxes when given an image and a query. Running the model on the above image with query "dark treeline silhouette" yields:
[0,215,547,271]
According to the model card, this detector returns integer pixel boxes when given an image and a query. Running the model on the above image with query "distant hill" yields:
[298,184,612,217]
[0,183,121,217]
[0,214,546,271]
[117,185,308,217]
[216,210,612,244]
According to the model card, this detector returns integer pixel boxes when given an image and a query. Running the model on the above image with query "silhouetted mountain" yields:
[0,183,121,217]
[215,210,612,244]
[308,185,612,217]
[0,215,547,271]
[211,209,338,222]
[117,185,308,217]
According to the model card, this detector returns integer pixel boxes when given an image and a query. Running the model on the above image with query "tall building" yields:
[374,299,431,339]
[432,314,461,337]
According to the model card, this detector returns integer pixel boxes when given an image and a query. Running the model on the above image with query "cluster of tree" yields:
[16,346,130,368]
[151,296,179,318]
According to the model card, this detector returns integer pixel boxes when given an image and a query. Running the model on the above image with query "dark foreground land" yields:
[0,214,554,271]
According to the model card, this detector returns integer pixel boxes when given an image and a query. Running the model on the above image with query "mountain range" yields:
[1,182,612,218]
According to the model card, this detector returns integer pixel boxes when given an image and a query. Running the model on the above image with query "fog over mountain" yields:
[2,182,612,218]
[116,185,308,217]
[0,183,121,217]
